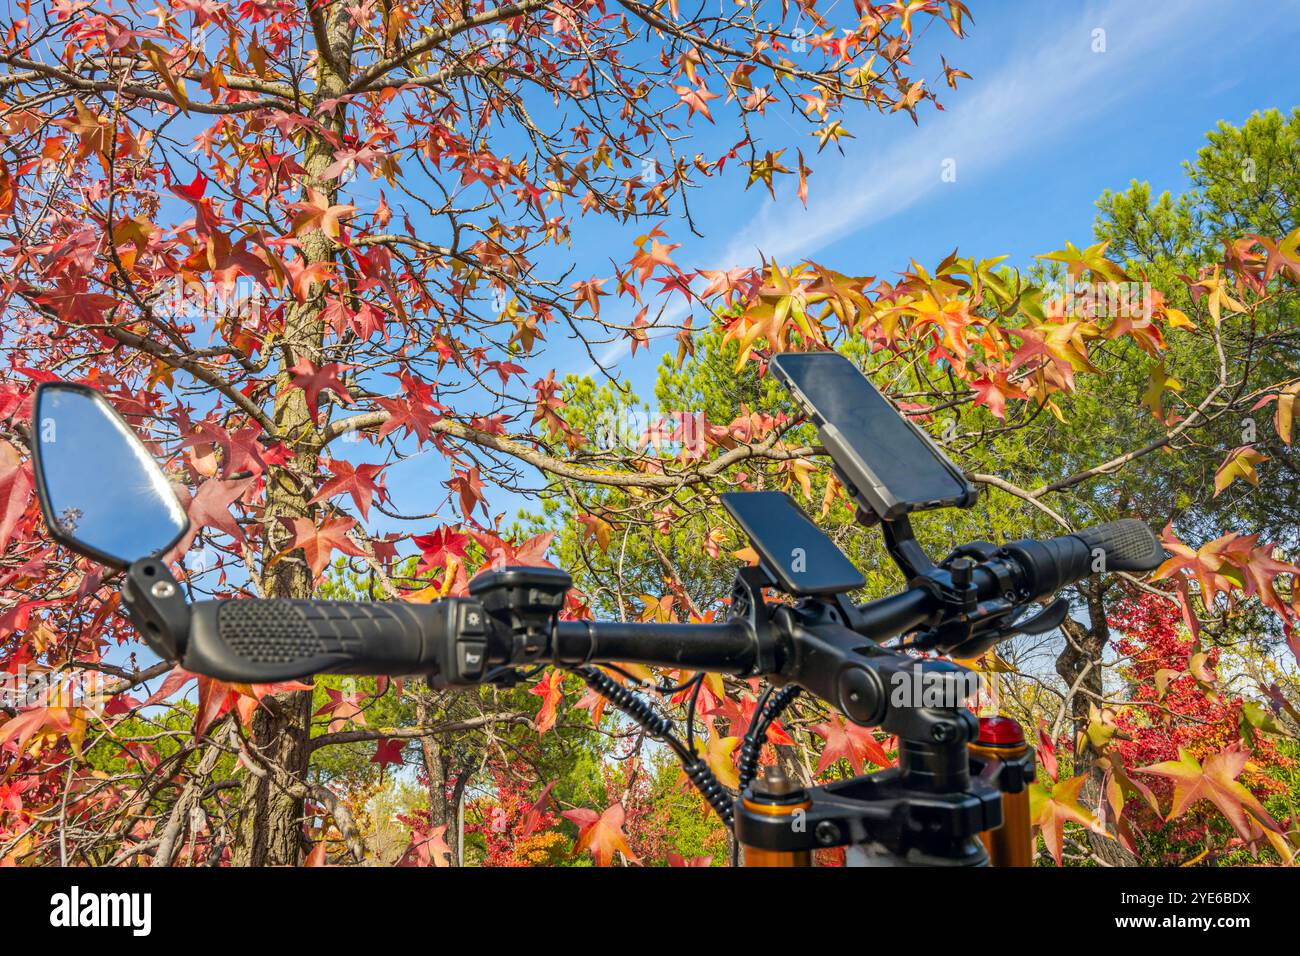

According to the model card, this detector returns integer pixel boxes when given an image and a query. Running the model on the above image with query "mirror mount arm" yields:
[120,558,190,662]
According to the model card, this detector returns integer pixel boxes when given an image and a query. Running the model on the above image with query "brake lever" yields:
[934,595,1071,659]
[1014,597,1069,635]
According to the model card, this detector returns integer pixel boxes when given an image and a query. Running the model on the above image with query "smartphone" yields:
[769,352,978,520]
[720,491,865,595]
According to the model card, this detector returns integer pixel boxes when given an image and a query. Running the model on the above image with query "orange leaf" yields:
[1137,747,1279,841]
[562,803,639,866]
[1029,774,1103,866]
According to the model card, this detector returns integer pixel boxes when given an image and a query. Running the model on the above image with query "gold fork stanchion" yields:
[969,716,1033,867]
[739,766,812,867]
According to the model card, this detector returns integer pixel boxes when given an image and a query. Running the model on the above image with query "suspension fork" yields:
[737,766,812,867]
[969,715,1035,867]
[735,719,1035,867]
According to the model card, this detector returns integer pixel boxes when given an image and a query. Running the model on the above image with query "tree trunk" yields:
[1053,581,1136,865]
[231,14,354,867]
[1056,613,1104,733]
[416,695,462,865]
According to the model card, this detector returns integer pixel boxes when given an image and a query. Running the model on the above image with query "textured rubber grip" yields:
[1070,520,1165,572]
[1003,520,1165,601]
[183,599,451,683]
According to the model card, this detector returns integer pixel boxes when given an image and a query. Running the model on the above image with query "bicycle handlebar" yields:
[180,597,480,683]
[551,620,757,674]
[172,519,1164,685]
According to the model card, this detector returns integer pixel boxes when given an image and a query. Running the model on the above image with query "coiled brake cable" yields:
[568,664,734,826]
[736,684,801,794]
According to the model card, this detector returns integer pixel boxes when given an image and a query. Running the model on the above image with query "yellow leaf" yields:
[701,735,740,790]
[1030,774,1103,865]
[1213,446,1267,497]
[1141,360,1182,421]
[952,650,1017,673]
[1276,382,1299,445]
[141,41,190,114]
[614,662,655,683]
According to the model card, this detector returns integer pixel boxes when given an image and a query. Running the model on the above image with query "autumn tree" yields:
[0,0,976,865]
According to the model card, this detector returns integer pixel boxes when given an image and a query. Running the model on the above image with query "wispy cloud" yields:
[580,0,1282,376]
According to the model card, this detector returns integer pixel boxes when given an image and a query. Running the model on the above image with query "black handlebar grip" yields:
[181,599,464,683]
[1002,519,1165,601]
[1000,536,1091,602]
[1070,519,1166,572]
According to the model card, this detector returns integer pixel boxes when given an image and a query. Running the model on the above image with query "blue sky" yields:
[371,0,1300,532]
[561,0,1300,385]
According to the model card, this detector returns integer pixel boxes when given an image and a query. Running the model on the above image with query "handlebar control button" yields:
[457,641,487,680]
[459,603,486,637]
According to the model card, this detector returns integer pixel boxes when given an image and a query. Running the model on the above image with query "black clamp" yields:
[727,566,779,677]
[468,565,570,668]
[972,746,1037,795]
[735,769,1003,865]
[120,558,189,660]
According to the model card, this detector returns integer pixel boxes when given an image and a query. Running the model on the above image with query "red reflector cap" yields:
[977,715,1026,746]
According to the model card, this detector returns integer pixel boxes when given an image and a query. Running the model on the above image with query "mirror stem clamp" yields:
[120,558,190,661]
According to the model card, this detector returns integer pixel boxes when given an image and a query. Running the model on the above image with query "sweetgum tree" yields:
[0,0,975,865]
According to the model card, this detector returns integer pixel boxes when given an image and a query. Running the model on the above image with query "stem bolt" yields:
[752,765,796,797]
[815,821,840,845]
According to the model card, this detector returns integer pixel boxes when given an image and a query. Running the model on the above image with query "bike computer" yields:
[770,352,978,521]
[720,491,865,595]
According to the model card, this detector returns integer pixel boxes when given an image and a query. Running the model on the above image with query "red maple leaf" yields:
[371,737,405,769]
[446,467,486,520]
[373,396,444,444]
[561,803,639,866]
[310,459,387,519]
[0,440,33,551]
[188,476,252,542]
[1137,747,1281,841]
[142,667,312,736]
[469,529,556,571]
[276,516,366,578]
[288,359,354,422]
[412,525,469,573]
[314,687,367,732]
[520,780,557,838]
[399,824,453,868]
[809,715,892,775]
[529,670,565,735]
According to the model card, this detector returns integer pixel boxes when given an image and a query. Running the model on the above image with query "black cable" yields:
[684,673,704,754]
[569,665,734,827]
[736,684,801,795]
[657,673,706,695]
[481,662,548,684]
[601,662,706,697]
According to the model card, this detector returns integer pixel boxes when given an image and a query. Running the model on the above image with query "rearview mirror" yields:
[31,383,190,568]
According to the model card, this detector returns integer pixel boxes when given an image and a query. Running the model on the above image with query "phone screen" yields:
[720,491,865,595]
[771,353,973,515]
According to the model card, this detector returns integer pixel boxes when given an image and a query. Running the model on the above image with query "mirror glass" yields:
[33,385,190,566]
